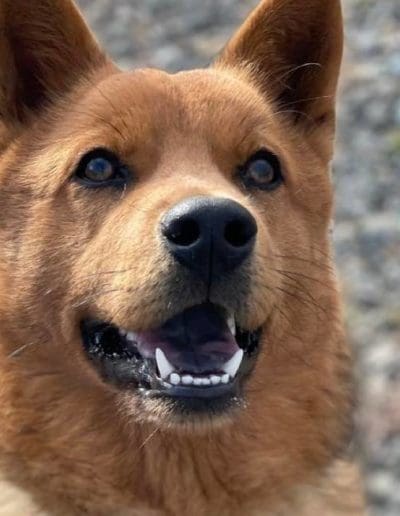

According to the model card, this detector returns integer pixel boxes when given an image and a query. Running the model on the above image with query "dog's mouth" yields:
[81,303,261,413]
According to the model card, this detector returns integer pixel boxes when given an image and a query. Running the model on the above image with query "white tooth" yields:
[155,348,175,380]
[193,378,203,386]
[182,375,194,385]
[119,329,127,336]
[222,349,243,378]
[221,374,230,384]
[210,375,221,385]
[126,331,136,342]
[201,378,211,386]
[170,373,181,385]
[227,315,236,336]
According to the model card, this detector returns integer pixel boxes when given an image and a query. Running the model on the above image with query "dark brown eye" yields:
[240,150,283,191]
[74,148,130,188]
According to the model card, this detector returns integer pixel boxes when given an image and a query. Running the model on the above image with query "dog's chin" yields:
[81,302,262,421]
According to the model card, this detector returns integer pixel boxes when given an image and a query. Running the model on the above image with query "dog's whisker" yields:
[137,427,161,454]
[72,288,128,308]
[273,62,322,85]
[278,93,334,109]
[271,272,331,307]
[75,268,135,280]
[63,106,127,140]
[92,83,132,137]
[268,253,335,272]
[274,285,328,317]
[8,341,39,359]
[274,109,316,125]
[270,268,337,291]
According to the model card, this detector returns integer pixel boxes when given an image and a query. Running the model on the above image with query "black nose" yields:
[161,197,257,283]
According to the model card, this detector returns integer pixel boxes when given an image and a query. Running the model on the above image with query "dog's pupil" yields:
[86,158,114,181]
[249,159,274,183]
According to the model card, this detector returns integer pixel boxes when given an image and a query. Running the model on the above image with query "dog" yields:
[0,0,366,514]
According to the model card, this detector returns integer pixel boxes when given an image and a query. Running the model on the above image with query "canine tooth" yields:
[119,329,127,336]
[221,374,230,384]
[126,332,136,342]
[193,378,203,386]
[227,314,236,336]
[182,375,194,385]
[155,348,175,379]
[210,375,221,385]
[222,349,243,378]
[170,373,181,385]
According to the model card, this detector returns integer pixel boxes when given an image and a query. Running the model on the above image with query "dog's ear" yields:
[216,0,343,138]
[0,0,107,123]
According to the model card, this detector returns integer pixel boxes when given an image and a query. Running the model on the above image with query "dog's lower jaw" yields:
[0,342,355,516]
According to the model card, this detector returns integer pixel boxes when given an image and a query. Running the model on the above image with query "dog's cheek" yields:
[61,199,188,330]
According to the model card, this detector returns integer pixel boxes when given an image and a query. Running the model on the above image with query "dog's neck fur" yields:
[0,457,364,516]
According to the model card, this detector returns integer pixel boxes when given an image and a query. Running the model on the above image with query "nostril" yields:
[163,218,200,247]
[224,219,257,248]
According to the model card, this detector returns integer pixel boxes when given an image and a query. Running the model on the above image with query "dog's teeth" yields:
[164,372,234,387]
[170,373,181,385]
[155,348,175,380]
[210,375,221,385]
[126,331,137,342]
[222,349,243,378]
[119,329,127,336]
[182,375,194,385]
[227,314,236,336]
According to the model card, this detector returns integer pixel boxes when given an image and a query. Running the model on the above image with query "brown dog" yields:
[0,0,365,514]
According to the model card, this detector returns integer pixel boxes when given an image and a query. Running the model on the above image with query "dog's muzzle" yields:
[81,196,261,415]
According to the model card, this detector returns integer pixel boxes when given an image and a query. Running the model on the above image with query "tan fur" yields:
[0,0,365,514]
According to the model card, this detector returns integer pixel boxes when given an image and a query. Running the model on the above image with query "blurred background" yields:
[77,1,399,514]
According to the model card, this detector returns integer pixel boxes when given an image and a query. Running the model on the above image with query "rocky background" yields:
[77,1,400,514]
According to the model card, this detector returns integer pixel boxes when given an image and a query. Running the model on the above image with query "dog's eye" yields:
[74,148,129,188]
[239,150,283,191]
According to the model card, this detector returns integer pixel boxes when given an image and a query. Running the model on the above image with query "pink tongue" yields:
[134,304,239,374]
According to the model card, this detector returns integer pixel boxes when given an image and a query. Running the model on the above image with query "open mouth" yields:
[81,303,261,413]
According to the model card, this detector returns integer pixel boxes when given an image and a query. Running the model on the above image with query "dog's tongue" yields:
[134,304,239,374]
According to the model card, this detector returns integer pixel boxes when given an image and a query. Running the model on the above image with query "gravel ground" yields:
[77,1,400,513]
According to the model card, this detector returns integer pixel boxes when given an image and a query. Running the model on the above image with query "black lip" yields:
[144,380,238,399]
[142,383,243,416]
[81,307,262,412]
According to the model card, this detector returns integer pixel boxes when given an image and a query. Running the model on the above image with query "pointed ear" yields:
[216,0,343,131]
[0,0,108,122]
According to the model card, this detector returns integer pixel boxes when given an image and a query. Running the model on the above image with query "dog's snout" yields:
[161,196,257,282]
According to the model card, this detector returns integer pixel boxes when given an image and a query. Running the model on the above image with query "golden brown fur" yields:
[0,0,365,514]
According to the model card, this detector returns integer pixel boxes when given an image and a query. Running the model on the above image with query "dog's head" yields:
[0,0,352,500]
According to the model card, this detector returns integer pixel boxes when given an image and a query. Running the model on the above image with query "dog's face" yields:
[2,66,339,419]
[0,0,352,508]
